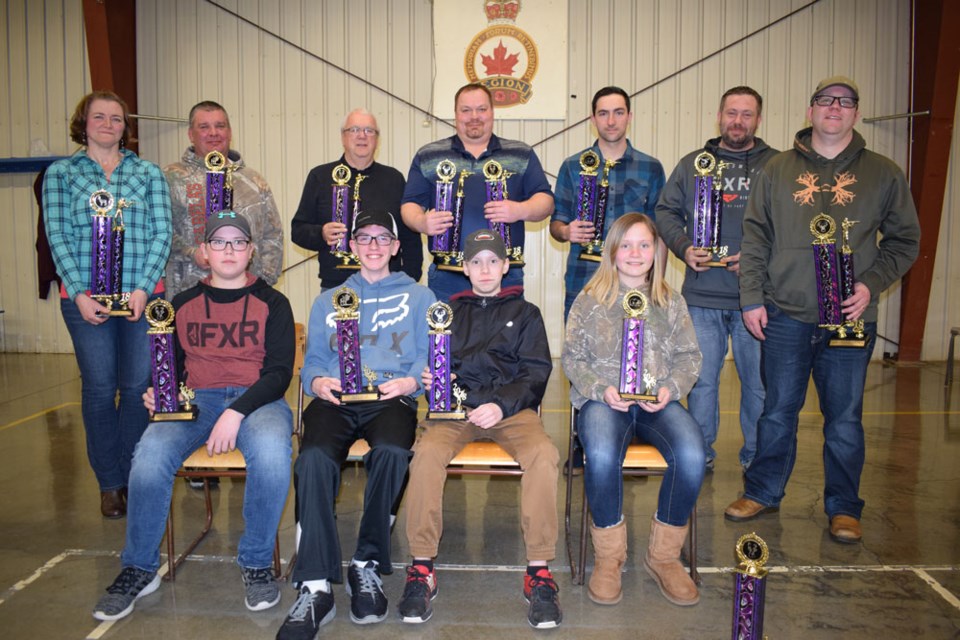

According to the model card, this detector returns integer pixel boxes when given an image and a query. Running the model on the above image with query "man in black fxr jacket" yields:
[396,229,562,630]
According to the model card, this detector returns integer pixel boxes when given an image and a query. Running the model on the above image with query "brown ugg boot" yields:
[588,520,627,605]
[643,517,699,606]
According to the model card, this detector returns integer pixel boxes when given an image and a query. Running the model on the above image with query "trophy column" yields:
[333,287,380,403]
[426,302,466,420]
[145,299,198,422]
[619,289,658,402]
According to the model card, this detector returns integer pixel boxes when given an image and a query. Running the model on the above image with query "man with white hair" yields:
[292,108,422,290]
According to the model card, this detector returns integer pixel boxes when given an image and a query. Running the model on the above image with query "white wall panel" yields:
[2,0,952,360]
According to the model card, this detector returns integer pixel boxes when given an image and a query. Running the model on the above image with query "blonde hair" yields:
[582,213,671,308]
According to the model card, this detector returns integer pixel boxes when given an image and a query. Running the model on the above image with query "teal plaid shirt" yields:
[43,150,172,299]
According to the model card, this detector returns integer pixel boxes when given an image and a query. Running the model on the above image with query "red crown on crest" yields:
[485,0,520,23]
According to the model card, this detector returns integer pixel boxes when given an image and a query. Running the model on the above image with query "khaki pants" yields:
[404,408,559,561]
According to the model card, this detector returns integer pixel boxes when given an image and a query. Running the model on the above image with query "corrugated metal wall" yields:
[2,0,957,361]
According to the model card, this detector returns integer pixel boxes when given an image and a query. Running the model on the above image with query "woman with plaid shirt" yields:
[43,91,172,519]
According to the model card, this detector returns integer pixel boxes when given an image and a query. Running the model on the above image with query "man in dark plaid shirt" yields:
[550,86,665,318]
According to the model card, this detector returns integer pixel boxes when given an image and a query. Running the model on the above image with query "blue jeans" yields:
[61,296,155,491]
[742,304,875,519]
[578,400,705,527]
[687,305,764,467]
[121,390,292,572]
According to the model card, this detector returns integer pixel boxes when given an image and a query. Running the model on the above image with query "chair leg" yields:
[168,478,217,579]
[577,482,589,586]
[689,504,700,585]
[165,507,177,582]
[564,410,578,583]
[273,535,281,577]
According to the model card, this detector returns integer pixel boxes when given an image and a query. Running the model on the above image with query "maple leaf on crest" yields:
[481,40,520,76]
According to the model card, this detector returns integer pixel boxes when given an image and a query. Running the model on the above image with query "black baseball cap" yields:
[205,211,252,241]
[352,209,398,237]
[463,229,507,261]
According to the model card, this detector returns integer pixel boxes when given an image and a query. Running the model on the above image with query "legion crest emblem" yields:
[464,0,539,108]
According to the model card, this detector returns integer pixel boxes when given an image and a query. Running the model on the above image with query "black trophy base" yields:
[103,308,134,317]
[508,259,526,267]
[427,409,467,420]
[621,392,659,402]
[829,334,868,348]
[339,390,381,403]
[436,264,465,273]
[578,252,603,263]
[702,260,728,268]
[151,406,200,422]
[335,263,361,270]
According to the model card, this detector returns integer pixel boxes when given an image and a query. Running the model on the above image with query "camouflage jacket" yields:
[562,282,702,409]
[163,147,284,297]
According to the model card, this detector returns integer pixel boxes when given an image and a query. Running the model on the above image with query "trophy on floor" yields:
[576,150,618,262]
[483,159,524,266]
[426,302,467,420]
[333,287,379,403]
[145,299,198,422]
[204,150,234,215]
[692,151,732,267]
[89,190,132,317]
[731,532,769,640]
[810,213,866,347]
[619,289,658,402]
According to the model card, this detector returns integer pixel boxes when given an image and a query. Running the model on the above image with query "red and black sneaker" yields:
[523,568,562,629]
[397,564,438,624]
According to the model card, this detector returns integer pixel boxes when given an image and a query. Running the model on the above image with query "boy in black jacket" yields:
[397,229,561,629]
[92,212,295,622]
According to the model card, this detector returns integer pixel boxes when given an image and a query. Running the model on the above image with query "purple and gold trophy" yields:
[619,289,658,402]
[89,190,132,316]
[430,160,457,255]
[483,159,524,266]
[426,302,467,420]
[330,165,362,269]
[692,151,732,268]
[810,213,866,347]
[204,151,233,215]
[576,151,618,262]
[436,169,472,272]
[333,287,379,403]
[145,299,198,422]
[731,532,769,640]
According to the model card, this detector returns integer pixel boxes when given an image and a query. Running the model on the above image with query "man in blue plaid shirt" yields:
[550,87,665,318]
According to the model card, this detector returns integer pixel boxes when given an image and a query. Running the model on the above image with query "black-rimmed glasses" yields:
[811,95,859,109]
[353,233,395,246]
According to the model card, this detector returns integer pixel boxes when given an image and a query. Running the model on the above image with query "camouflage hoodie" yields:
[163,147,284,298]
[562,281,701,409]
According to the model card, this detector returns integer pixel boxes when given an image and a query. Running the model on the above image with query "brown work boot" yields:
[588,520,626,605]
[829,514,862,544]
[643,517,699,606]
[724,497,778,522]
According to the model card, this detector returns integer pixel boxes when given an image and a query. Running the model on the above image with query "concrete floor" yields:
[0,352,958,639]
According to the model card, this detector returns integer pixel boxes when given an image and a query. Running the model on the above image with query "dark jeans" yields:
[291,396,416,583]
[742,304,876,519]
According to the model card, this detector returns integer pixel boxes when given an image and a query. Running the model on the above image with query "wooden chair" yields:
[564,407,699,585]
[163,321,306,581]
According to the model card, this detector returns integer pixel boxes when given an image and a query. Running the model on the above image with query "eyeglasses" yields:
[353,233,395,246]
[207,238,250,251]
[811,95,859,109]
[342,126,379,136]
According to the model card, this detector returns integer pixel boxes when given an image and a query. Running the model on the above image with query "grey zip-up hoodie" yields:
[656,137,778,310]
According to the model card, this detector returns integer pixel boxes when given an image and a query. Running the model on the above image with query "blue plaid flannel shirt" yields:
[43,150,172,299]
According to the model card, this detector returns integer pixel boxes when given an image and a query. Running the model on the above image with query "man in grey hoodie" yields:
[723,76,920,544]
[656,86,778,471]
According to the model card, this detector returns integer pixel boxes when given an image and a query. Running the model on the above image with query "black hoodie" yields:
[172,273,295,416]
[447,285,552,418]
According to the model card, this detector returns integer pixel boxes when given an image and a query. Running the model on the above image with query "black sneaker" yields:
[397,564,438,623]
[276,585,335,640]
[92,566,161,621]
[345,560,387,624]
[241,566,281,611]
[523,568,562,629]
